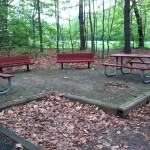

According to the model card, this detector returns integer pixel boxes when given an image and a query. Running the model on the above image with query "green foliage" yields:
[0,0,150,53]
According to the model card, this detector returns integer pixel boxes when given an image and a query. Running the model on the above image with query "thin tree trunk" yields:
[32,2,37,49]
[85,13,89,49]
[84,1,87,49]
[101,0,105,58]
[143,10,147,38]
[55,0,60,53]
[79,0,85,51]
[132,0,144,48]
[93,0,97,52]
[107,0,117,54]
[130,12,135,48]
[88,0,95,53]
[37,0,43,52]
[68,15,74,52]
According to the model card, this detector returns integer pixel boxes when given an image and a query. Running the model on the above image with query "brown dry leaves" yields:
[0,93,150,150]
[0,93,111,149]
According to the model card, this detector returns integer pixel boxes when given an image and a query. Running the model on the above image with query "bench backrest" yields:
[57,53,94,61]
[0,55,31,65]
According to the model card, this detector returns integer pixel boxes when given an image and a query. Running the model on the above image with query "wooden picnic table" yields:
[101,53,150,83]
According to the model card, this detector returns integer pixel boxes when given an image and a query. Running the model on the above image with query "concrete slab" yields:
[0,68,149,117]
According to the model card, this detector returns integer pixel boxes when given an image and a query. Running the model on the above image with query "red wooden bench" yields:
[0,73,14,94]
[0,55,34,73]
[56,53,94,69]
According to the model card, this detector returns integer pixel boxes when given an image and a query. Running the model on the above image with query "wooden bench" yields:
[0,55,34,73]
[0,73,14,94]
[56,53,94,69]
[101,63,150,83]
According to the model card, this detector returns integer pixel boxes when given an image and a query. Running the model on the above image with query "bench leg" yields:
[61,63,63,69]
[141,70,150,84]
[27,65,30,71]
[0,78,12,94]
[104,66,118,77]
[88,62,90,69]
[0,68,3,73]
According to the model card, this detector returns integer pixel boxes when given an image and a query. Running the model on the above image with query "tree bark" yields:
[88,0,95,53]
[37,0,43,52]
[106,0,117,54]
[132,0,144,48]
[68,15,74,52]
[79,0,85,51]
[101,0,105,58]
[124,0,131,54]
[55,0,60,53]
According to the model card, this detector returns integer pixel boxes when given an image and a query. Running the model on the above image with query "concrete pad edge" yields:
[0,125,41,150]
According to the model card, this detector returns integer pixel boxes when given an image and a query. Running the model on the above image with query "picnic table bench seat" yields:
[101,63,150,70]
[129,61,150,65]
[0,73,14,94]
[56,53,94,69]
[101,62,150,83]
[0,55,34,73]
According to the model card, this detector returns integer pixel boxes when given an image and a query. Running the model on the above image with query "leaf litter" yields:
[0,93,150,150]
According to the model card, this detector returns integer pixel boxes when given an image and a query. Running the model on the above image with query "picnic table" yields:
[101,53,150,83]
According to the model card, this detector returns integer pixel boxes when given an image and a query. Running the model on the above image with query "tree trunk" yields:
[68,15,74,52]
[124,0,131,54]
[32,2,37,49]
[79,0,85,51]
[37,0,43,52]
[0,0,9,51]
[101,0,105,58]
[106,0,117,54]
[88,0,95,53]
[132,0,144,48]
[93,0,97,52]
[55,0,60,53]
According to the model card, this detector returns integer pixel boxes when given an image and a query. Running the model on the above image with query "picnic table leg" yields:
[104,66,118,77]
[120,56,132,74]
[0,78,12,94]
[141,70,150,84]
[120,68,132,74]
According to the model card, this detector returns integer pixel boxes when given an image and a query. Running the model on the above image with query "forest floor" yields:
[0,49,150,150]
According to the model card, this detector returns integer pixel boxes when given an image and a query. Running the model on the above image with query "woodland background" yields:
[0,0,150,57]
